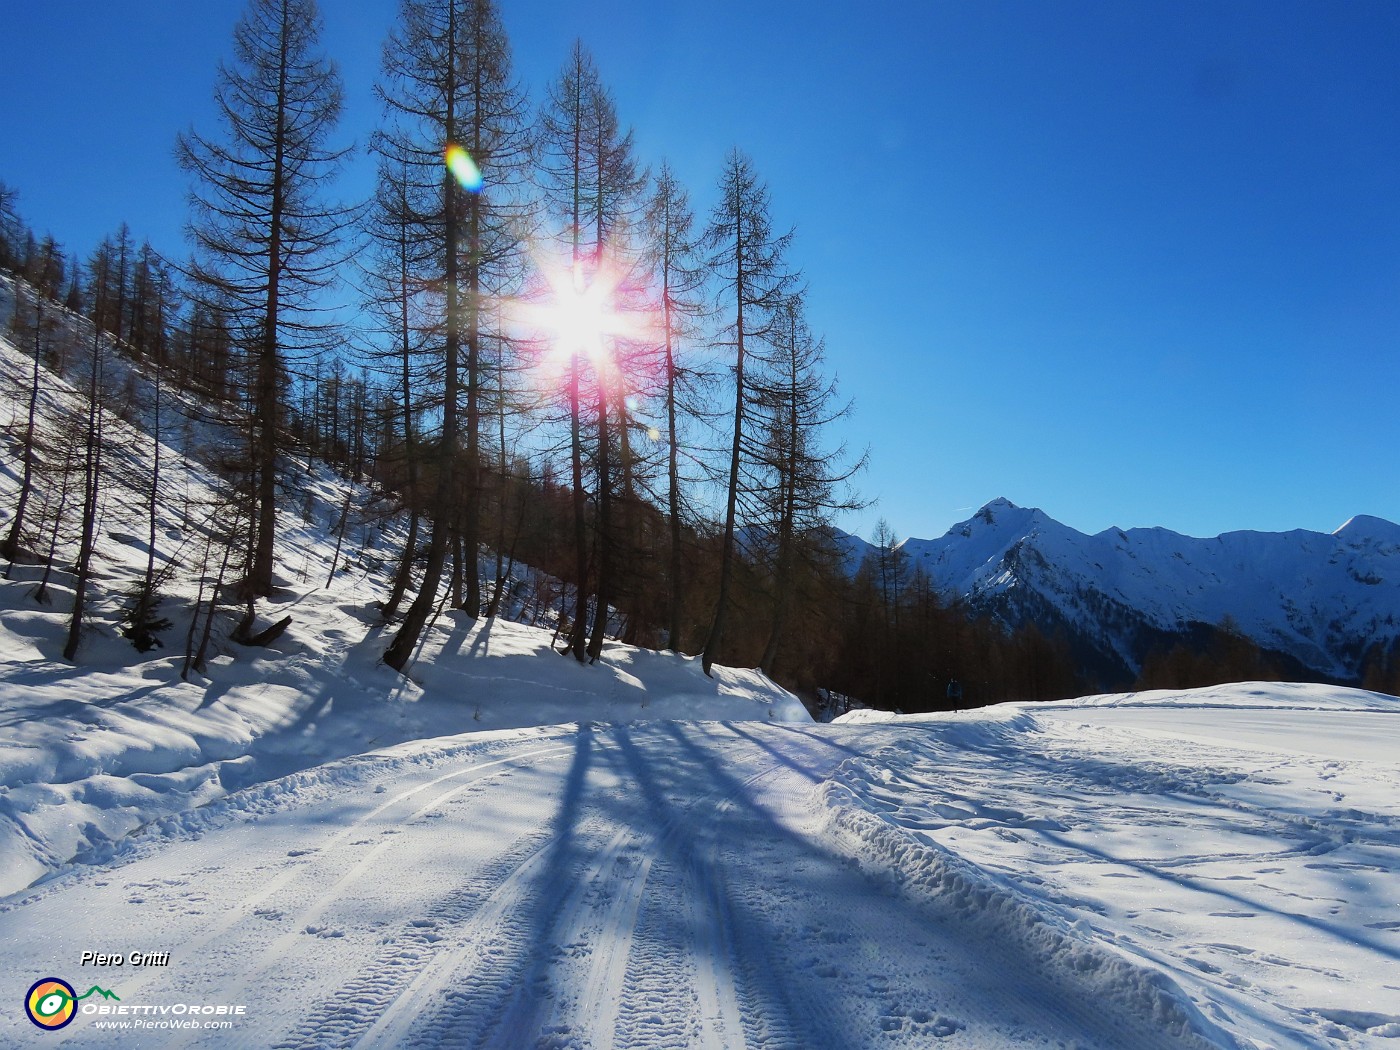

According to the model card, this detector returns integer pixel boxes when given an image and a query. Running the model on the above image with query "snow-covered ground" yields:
[830,685,1400,1048]
[1,683,1395,1048]
[0,579,808,900]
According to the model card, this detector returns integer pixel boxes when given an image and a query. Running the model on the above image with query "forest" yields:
[0,0,1362,716]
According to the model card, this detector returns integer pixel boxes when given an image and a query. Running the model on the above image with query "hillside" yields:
[0,273,807,897]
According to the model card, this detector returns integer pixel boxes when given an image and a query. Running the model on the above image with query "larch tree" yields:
[579,63,646,662]
[0,181,22,275]
[123,273,176,653]
[86,231,126,345]
[178,0,349,602]
[642,161,706,651]
[699,149,796,675]
[536,42,646,662]
[752,291,865,675]
[63,254,111,661]
[378,0,530,672]
[359,159,432,620]
[536,42,603,663]
[453,0,531,623]
[2,238,64,570]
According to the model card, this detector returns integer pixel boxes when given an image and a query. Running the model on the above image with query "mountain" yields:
[843,498,1400,686]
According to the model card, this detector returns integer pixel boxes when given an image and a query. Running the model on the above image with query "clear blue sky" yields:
[3,1,1398,543]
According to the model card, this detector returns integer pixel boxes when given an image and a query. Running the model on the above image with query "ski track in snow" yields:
[0,718,1279,1049]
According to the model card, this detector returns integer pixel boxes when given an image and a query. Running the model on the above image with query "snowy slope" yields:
[844,497,1400,682]
[0,274,807,899]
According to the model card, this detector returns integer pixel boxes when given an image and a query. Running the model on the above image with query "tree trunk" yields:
[386,2,461,672]
[3,290,44,568]
[63,324,104,661]
[761,309,802,675]
[383,510,418,619]
[587,381,612,661]
[249,11,291,599]
[702,209,746,676]
[382,236,419,621]
[663,284,683,651]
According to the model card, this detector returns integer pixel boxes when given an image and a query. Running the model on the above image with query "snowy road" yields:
[1,720,1216,1049]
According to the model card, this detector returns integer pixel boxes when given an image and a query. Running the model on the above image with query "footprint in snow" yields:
[879,1003,965,1039]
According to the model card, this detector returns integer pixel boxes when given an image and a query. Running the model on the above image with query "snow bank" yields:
[833,680,1400,724]
[1049,679,1400,710]
[818,683,1400,1049]
[815,721,1237,1050]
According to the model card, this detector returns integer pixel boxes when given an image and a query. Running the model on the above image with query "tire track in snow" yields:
[52,739,575,1047]
[345,727,610,1048]
[267,822,560,1050]
[529,739,785,1050]
[513,741,658,1050]
[660,723,847,1050]
[474,821,640,1049]
[610,855,701,1050]
[186,742,580,1048]
[351,726,789,1050]
[608,723,801,1050]
[217,750,573,974]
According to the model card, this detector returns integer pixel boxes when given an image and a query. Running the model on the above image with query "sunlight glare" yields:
[551,265,611,363]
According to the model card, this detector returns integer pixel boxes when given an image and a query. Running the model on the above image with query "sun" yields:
[502,249,659,395]
[526,259,641,375]
[547,264,613,365]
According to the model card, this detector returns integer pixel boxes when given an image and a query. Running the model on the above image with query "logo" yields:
[24,978,120,1031]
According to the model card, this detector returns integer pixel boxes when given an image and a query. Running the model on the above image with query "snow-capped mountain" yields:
[844,498,1400,685]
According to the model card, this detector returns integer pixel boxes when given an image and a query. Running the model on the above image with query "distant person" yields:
[946,679,963,706]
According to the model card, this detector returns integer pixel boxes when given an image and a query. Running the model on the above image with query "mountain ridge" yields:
[841,498,1400,686]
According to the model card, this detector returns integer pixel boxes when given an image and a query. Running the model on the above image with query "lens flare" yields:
[445,145,483,192]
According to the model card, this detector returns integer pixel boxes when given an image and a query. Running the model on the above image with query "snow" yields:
[0,580,807,899]
[831,683,1400,1048]
[3,681,1396,1047]
[1334,514,1400,546]
[2,276,1398,1046]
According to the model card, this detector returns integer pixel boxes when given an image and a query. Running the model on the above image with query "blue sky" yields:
[3,1,1398,543]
